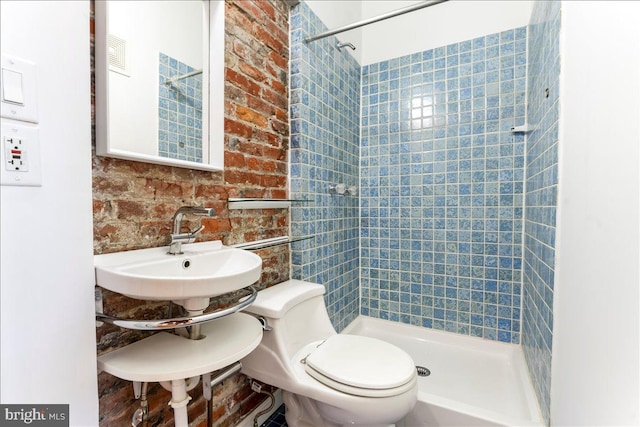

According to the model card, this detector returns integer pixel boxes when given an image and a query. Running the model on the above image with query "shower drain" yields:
[416,366,431,377]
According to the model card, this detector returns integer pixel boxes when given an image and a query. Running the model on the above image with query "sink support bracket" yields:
[95,286,258,331]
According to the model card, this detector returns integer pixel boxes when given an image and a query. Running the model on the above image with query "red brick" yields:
[245,156,259,171]
[225,170,262,186]
[252,129,280,147]
[247,189,269,199]
[253,25,284,54]
[235,105,269,128]
[275,108,287,121]
[226,68,261,97]
[93,176,129,193]
[239,62,268,83]
[272,79,287,96]
[145,178,187,197]
[261,174,287,188]
[202,218,232,233]
[225,119,253,139]
[226,6,252,29]
[247,94,277,117]
[194,184,229,199]
[236,140,263,157]
[93,199,108,215]
[262,87,287,109]
[271,118,288,136]
[225,84,247,104]
[263,159,280,173]
[255,1,276,21]
[264,20,288,46]
[274,160,287,176]
[247,157,277,173]
[263,146,286,161]
[269,51,287,70]
[224,151,246,168]
[234,1,267,23]
[270,189,287,199]
[151,202,182,218]
[115,200,146,218]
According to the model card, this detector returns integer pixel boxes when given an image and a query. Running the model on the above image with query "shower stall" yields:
[289,0,639,426]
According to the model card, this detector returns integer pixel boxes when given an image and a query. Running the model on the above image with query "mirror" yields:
[95,0,224,171]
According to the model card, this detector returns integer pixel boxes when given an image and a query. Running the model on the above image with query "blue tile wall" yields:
[360,28,527,344]
[289,2,361,331]
[289,3,561,421]
[158,53,203,162]
[522,1,560,424]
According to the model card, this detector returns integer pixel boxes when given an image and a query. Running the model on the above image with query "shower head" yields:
[336,41,356,51]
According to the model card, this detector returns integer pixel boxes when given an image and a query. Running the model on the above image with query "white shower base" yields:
[343,316,543,427]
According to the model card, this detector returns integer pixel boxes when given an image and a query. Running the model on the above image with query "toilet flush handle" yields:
[255,315,272,331]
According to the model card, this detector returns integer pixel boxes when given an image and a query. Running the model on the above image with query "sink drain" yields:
[416,366,431,377]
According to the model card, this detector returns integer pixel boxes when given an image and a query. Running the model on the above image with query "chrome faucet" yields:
[168,206,215,255]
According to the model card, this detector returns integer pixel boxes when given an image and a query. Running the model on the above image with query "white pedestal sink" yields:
[94,240,264,426]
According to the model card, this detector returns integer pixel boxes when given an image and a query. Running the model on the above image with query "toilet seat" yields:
[303,335,416,398]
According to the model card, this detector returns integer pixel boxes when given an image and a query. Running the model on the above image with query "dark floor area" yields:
[260,404,287,427]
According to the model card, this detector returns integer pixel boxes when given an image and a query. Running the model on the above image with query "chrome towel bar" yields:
[96,286,258,331]
[232,236,313,251]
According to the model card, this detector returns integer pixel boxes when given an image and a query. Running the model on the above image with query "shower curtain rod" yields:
[304,0,449,44]
[164,69,203,88]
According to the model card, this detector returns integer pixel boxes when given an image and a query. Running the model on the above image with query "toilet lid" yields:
[304,335,416,396]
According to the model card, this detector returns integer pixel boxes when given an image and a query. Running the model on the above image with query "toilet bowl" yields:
[241,280,418,427]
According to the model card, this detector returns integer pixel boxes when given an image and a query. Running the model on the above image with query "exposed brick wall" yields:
[92,1,290,425]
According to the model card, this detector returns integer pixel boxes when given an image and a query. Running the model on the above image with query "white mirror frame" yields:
[95,0,224,171]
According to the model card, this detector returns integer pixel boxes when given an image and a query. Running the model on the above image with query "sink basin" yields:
[95,241,262,311]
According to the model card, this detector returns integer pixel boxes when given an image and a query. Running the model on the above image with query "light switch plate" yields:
[1,120,41,186]
[2,68,25,104]
[1,55,38,123]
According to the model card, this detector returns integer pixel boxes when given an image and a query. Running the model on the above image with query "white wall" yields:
[108,1,204,155]
[551,1,640,425]
[0,1,99,425]
[308,1,534,66]
[360,0,533,65]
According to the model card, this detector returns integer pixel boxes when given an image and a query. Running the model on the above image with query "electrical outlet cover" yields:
[1,120,41,186]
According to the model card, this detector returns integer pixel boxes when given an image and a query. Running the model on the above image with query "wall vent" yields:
[107,34,131,76]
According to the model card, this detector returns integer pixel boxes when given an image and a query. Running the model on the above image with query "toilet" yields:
[241,280,418,427]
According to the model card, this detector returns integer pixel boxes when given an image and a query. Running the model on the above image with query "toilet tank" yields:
[245,279,337,357]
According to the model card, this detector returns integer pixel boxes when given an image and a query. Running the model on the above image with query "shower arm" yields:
[337,41,356,51]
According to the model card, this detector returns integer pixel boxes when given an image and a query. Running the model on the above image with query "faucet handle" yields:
[170,225,206,245]
[168,207,214,255]
[173,206,215,218]
[189,224,205,237]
